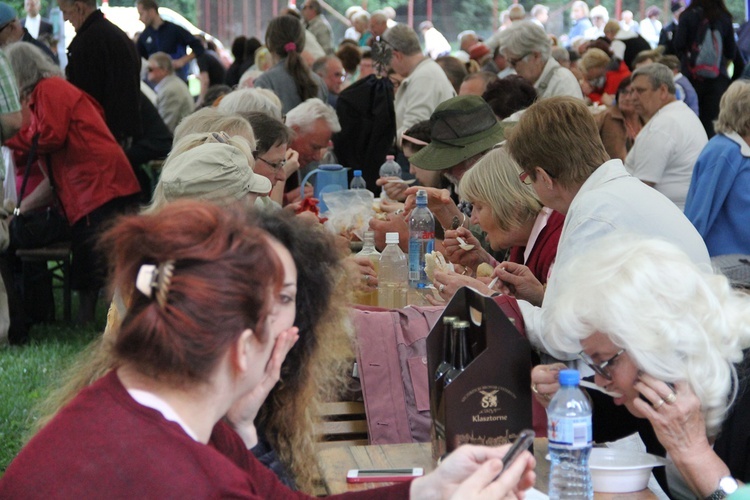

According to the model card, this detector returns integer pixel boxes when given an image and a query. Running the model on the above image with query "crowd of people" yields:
[0,0,749,497]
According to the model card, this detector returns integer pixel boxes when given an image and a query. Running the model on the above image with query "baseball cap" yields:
[409,95,506,171]
[0,3,17,30]
[160,142,272,203]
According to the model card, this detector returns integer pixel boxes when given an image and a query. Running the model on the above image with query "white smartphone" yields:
[346,467,424,483]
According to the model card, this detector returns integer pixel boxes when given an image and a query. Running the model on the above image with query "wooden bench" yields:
[16,242,72,322]
[315,401,369,450]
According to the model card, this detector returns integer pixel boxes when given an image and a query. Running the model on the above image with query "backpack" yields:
[690,17,723,79]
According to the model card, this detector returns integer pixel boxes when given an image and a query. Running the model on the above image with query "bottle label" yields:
[548,416,592,449]
[408,234,435,282]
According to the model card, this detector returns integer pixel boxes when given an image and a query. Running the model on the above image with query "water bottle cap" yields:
[354,170,362,176]
[558,369,580,386]
[385,232,399,244]
[386,155,395,161]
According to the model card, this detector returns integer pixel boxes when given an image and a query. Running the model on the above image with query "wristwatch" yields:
[705,476,739,500]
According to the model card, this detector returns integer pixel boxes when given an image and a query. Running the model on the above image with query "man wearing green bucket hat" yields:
[406,95,507,229]
[369,95,505,254]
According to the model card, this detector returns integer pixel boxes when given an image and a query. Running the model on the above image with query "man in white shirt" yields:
[625,63,707,210]
[500,96,709,359]
[21,0,52,39]
[382,24,456,144]
[494,21,583,99]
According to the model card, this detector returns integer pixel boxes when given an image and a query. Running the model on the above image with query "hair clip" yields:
[135,260,175,309]
[284,42,297,53]
[210,131,230,144]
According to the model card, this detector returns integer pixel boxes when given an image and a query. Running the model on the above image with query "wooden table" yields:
[317,439,658,498]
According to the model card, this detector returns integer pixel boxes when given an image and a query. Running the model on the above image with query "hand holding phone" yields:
[492,429,535,481]
[346,467,424,483]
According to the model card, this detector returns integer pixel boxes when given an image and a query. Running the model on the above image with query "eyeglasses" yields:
[578,349,625,381]
[519,171,532,185]
[301,4,312,9]
[256,155,286,171]
[147,66,157,72]
[508,52,530,67]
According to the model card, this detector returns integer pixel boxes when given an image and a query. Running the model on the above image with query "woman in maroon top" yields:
[435,147,563,306]
[0,201,535,498]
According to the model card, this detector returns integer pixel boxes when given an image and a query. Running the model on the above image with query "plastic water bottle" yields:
[548,369,593,499]
[352,231,380,306]
[350,170,367,190]
[408,189,435,291]
[378,232,407,309]
[378,155,401,200]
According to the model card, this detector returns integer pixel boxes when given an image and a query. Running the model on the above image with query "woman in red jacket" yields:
[4,42,141,324]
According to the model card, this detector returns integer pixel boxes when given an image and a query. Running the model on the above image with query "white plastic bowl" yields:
[589,447,668,493]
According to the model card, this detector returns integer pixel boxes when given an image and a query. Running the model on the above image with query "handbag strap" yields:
[16,133,40,206]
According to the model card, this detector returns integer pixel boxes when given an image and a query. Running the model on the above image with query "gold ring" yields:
[665,392,677,404]
[531,383,539,394]
[654,399,665,410]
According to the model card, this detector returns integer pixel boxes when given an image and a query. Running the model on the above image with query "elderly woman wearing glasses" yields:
[434,148,564,306]
[531,234,750,497]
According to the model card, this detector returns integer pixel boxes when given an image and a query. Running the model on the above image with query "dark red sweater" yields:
[507,210,565,285]
[0,371,409,499]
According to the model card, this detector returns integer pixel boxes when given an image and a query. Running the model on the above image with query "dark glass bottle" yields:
[435,316,459,381]
[443,320,470,386]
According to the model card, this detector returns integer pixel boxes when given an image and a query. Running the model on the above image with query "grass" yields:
[0,294,106,473]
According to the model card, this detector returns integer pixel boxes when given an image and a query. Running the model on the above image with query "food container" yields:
[589,447,668,493]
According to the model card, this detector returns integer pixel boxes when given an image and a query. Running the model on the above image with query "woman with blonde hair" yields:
[579,47,630,105]
[433,147,564,308]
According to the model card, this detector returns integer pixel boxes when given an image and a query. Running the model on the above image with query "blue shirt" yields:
[137,21,204,81]
[685,133,750,256]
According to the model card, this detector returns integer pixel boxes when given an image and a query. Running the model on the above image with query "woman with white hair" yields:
[684,79,750,256]
[531,233,750,496]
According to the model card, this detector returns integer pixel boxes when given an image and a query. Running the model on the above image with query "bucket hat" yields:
[0,3,17,30]
[160,142,272,202]
[409,95,506,171]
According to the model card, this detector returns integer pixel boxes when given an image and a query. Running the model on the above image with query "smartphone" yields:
[492,429,535,481]
[346,468,424,483]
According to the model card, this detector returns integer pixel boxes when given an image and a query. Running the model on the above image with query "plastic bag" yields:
[322,189,376,242]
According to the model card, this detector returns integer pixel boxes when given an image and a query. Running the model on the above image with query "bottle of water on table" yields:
[548,369,593,499]
[378,155,401,201]
[350,170,367,190]
[408,189,434,299]
[378,232,407,309]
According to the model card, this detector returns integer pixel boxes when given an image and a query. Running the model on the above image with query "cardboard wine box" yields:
[427,287,533,459]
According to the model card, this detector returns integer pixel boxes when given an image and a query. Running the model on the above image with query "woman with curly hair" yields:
[30,132,355,493]
[253,15,328,114]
